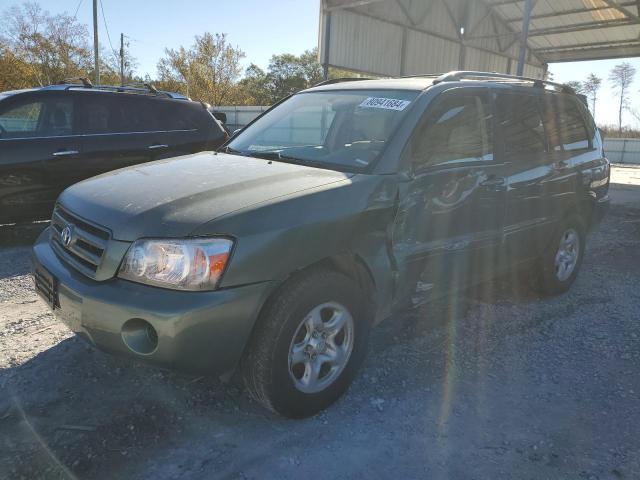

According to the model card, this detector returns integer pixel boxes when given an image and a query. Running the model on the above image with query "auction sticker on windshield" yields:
[359,97,411,111]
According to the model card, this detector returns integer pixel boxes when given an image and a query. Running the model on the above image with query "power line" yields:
[99,0,117,57]
[73,0,85,20]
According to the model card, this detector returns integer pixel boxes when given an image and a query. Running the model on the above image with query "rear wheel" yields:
[530,215,585,295]
[242,269,371,418]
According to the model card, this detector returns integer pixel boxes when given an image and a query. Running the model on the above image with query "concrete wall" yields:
[604,138,640,165]
[212,106,269,132]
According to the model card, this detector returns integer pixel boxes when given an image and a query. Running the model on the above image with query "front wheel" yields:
[242,269,371,418]
[530,216,585,295]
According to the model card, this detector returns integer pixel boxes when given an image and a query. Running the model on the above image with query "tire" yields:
[242,268,371,418]
[530,215,586,296]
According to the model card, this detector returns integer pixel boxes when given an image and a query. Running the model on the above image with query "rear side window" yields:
[541,95,590,151]
[82,94,158,134]
[116,97,157,133]
[496,93,545,155]
[155,101,200,131]
[0,97,73,138]
[406,90,494,167]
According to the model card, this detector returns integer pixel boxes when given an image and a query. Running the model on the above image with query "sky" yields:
[2,0,640,127]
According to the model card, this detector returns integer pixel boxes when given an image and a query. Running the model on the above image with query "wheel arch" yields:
[234,252,378,376]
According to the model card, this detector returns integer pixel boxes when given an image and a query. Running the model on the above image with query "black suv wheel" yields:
[530,215,586,295]
[242,269,371,418]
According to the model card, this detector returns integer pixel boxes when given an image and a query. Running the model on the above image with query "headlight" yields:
[118,238,233,291]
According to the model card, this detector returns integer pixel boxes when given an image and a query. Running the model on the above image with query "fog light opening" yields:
[121,318,158,355]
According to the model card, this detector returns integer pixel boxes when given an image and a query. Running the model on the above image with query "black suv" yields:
[0,83,228,224]
[32,71,610,417]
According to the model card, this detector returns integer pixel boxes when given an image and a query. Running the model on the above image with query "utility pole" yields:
[93,0,100,85]
[120,33,125,86]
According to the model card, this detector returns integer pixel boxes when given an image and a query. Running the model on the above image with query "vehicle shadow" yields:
[0,222,48,247]
[0,335,264,479]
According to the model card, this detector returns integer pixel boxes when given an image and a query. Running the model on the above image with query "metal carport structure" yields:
[318,0,640,79]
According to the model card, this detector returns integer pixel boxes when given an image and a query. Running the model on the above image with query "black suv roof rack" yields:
[60,77,93,88]
[46,81,188,100]
[313,77,373,87]
[433,71,575,94]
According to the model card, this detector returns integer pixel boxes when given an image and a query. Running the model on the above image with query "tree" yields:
[0,2,136,88]
[237,48,362,105]
[565,81,584,94]
[0,40,35,90]
[609,62,636,133]
[1,2,92,86]
[582,73,602,120]
[156,33,245,106]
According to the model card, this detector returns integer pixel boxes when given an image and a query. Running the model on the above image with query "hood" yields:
[58,152,353,241]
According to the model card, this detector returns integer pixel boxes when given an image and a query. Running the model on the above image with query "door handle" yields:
[148,144,169,150]
[52,150,79,157]
[553,160,570,170]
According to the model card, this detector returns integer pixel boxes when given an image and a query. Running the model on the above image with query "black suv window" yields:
[406,90,494,168]
[0,97,73,138]
[155,101,200,131]
[117,97,158,132]
[496,93,546,155]
[541,95,590,151]
[82,94,158,134]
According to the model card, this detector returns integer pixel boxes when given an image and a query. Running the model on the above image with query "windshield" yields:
[227,89,419,172]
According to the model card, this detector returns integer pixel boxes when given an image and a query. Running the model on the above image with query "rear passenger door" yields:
[78,93,166,175]
[155,99,210,156]
[496,92,555,264]
[539,93,593,220]
[393,88,507,304]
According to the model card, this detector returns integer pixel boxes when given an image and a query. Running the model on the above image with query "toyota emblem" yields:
[61,225,74,247]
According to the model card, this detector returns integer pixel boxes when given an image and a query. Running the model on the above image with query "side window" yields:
[561,99,591,150]
[0,98,73,138]
[41,99,73,137]
[83,95,159,134]
[496,93,546,156]
[155,102,199,131]
[117,98,158,133]
[83,97,112,134]
[406,91,494,167]
[0,101,44,137]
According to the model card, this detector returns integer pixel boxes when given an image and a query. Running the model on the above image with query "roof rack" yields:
[59,77,93,88]
[313,77,373,87]
[48,81,188,100]
[433,71,575,94]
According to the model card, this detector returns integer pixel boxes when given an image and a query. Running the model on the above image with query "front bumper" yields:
[31,228,271,375]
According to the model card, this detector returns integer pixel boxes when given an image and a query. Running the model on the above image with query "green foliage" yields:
[155,33,245,106]
[237,48,362,105]
[0,2,133,88]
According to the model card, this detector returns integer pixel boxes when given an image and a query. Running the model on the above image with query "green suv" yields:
[32,72,610,418]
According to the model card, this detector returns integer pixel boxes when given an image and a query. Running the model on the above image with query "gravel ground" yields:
[1,166,639,480]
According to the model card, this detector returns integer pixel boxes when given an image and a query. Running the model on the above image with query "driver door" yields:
[0,92,81,223]
[392,88,507,307]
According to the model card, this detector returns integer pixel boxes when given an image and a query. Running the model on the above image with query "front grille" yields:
[50,205,110,278]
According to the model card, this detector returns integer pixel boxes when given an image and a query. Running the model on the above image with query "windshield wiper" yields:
[221,145,243,155]
[245,150,306,164]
